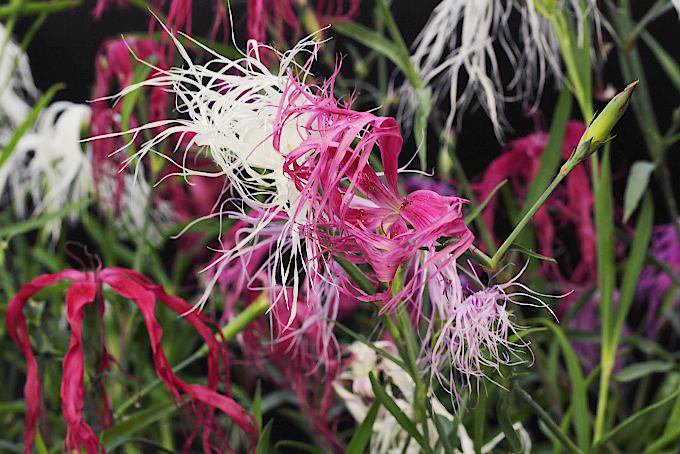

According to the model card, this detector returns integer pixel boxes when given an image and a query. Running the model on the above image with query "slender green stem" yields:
[489,166,568,270]
[622,0,673,50]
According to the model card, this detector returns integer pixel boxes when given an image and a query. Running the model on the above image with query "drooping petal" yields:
[61,279,101,454]
[5,270,83,454]
[101,268,258,449]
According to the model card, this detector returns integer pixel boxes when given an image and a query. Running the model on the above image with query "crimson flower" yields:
[6,267,257,454]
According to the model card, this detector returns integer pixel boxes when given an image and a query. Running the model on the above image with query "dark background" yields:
[14,0,680,217]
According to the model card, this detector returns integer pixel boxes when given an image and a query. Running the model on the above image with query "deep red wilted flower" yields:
[6,267,257,454]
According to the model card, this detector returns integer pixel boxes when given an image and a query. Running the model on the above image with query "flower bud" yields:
[577,80,639,157]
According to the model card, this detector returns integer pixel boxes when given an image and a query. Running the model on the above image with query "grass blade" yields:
[369,372,426,449]
[346,400,380,454]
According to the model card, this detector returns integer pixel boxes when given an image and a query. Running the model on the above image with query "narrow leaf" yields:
[515,387,583,454]
[498,394,523,453]
[0,199,90,238]
[623,161,655,222]
[334,22,409,76]
[594,388,680,448]
[346,400,380,454]
[274,441,324,453]
[641,31,680,93]
[508,244,557,263]
[614,361,674,383]
[368,372,426,449]
[527,319,590,449]
[465,179,508,224]
[100,400,176,450]
[255,420,273,454]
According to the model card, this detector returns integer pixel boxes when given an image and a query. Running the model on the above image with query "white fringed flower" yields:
[88,30,328,314]
[97,167,175,246]
[333,341,532,453]
[0,102,93,239]
[333,341,455,454]
[0,24,38,131]
[401,0,564,138]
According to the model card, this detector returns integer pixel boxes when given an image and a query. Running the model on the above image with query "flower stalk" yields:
[488,82,637,271]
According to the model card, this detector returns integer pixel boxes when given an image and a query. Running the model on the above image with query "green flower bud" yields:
[577,80,639,157]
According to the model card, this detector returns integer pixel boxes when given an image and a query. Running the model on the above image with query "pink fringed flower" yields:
[6,267,257,454]
[318,139,474,311]
[427,266,550,398]
[247,0,360,45]
[475,121,596,285]
[238,286,345,452]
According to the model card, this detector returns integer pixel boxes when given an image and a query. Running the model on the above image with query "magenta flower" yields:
[6,268,257,454]
[638,221,680,337]
[318,141,474,311]
[90,38,170,211]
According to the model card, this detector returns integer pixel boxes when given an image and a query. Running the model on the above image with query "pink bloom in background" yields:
[247,0,360,45]
[90,38,170,210]
[475,121,596,286]
[638,221,680,337]
[94,0,228,42]
[238,288,345,452]
[6,268,257,454]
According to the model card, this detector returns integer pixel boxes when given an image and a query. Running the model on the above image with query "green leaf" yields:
[100,400,176,450]
[0,199,90,238]
[515,387,583,454]
[641,31,680,93]
[527,319,590,449]
[508,244,557,263]
[252,380,263,430]
[623,161,655,222]
[614,361,674,383]
[465,179,508,224]
[0,0,80,18]
[613,194,653,347]
[0,83,63,167]
[594,388,680,448]
[255,420,273,454]
[346,400,380,454]
[593,146,616,440]
[334,22,409,76]
[368,372,426,449]
[334,320,406,370]
[274,440,324,453]
[498,394,523,453]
